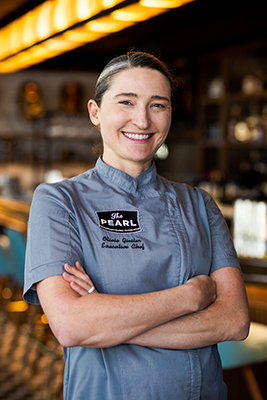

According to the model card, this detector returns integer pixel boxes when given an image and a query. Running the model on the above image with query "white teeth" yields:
[123,133,151,140]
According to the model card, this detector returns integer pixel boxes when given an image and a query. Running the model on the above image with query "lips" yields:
[123,132,153,140]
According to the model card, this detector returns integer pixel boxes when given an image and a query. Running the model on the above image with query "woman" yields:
[24,51,250,400]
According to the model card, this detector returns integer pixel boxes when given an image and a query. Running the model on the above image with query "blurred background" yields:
[1,0,267,399]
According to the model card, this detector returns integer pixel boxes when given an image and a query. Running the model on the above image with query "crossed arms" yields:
[36,262,250,349]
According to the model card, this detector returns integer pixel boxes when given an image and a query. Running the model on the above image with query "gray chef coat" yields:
[24,157,240,399]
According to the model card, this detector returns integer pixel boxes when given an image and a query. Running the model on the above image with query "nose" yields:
[132,106,151,130]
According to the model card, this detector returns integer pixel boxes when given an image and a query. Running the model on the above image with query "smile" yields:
[123,132,153,140]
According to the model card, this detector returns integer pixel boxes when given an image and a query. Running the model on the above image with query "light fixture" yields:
[0,0,195,73]
[76,0,102,20]
[37,1,54,40]
[61,29,105,43]
[112,3,165,22]
[141,0,193,7]
[86,16,134,33]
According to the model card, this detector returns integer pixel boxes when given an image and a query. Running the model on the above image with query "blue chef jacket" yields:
[24,157,240,400]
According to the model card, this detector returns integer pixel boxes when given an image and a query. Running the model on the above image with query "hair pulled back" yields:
[94,50,175,107]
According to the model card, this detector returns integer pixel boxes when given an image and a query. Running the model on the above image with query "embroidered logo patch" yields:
[96,210,141,233]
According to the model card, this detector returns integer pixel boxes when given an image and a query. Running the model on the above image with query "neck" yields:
[102,155,152,179]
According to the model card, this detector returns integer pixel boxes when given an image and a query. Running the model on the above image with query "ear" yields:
[88,100,100,126]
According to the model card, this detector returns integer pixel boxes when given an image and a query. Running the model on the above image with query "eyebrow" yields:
[114,93,170,102]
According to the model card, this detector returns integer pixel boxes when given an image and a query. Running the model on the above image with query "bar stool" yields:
[218,322,267,400]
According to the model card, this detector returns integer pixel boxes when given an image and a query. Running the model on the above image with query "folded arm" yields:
[36,262,216,348]
[59,263,250,349]
[126,266,250,349]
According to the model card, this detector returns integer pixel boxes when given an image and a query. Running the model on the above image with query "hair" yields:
[93,50,175,107]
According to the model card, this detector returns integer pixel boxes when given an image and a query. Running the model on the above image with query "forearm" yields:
[37,274,214,349]
[126,298,247,349]
[125,309,214,349]
[126,267,250,349]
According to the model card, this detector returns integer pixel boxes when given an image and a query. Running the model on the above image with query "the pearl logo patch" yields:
[96,210,141,233]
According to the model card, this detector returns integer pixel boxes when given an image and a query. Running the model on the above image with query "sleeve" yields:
[197,188,240,274]
[23,183,83,305]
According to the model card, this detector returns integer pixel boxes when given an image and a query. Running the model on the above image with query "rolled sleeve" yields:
[23,183,83,304]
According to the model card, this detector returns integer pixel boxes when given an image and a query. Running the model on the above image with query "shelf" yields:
[201,90,267,105]
[225,141,267,148]
[227,91,267,102]
[197,47,267,182]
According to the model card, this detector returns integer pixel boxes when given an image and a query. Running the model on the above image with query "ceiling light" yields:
[76,0,102,20]
[37,1,54,40]
[102,0,124,7]
[54,0,78,31]
[141,0,193,7]
[86,16,134,33]
[23,10,38,47]
[0,0,195,73]
[112,4,165,22]
[61,30,105,43]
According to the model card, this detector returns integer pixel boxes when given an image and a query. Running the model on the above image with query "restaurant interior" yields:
[1,0,267,398]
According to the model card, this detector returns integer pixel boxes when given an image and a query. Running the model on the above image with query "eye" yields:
[119,100,132,106]
[152,103,166,109]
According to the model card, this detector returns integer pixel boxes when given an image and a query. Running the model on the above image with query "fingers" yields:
[64,262,86,279]
[70,281,91,296]
[63,262,96,296]
[75,260,84,272]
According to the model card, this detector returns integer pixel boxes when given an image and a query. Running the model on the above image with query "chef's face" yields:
[88,67,172,177]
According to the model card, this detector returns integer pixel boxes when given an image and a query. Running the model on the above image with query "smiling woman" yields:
[88,67,172,177]
[23,50,250,400]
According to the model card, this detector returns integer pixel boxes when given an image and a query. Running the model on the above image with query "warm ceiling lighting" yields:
[102,0,124,7]
[86,16,134,33]
[22,12,35,47]
[37,1,54,40]
[0,0,195,73]
[10,21,22,53]
[61,29,105,43]
[141,0,193,7]
[112,4,165,22]
[54,0,80,31]
[76,0,102,20]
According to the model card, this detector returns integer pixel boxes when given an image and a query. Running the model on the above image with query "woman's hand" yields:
[62,261,97,296]
[63,262,216,312]
[185,275,217,312]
